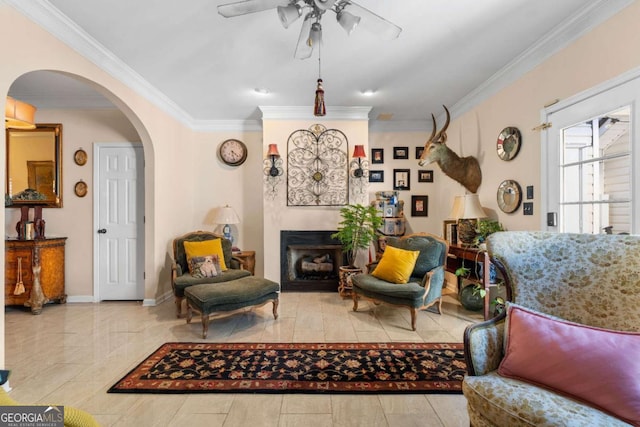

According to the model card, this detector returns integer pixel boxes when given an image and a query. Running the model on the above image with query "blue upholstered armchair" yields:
[351,233,449,330]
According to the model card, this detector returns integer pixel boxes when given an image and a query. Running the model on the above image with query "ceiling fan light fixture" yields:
[337,10,360,35]
[277,4,302,29]
[308,22,322,48]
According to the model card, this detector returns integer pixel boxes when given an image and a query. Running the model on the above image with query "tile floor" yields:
[4,291,482,426]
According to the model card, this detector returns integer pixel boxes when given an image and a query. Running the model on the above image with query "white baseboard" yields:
[142,290,172,307]
[66,295,96,303]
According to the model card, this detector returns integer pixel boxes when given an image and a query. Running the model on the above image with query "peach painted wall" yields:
[190,131,264,275]
[0,5,195,368]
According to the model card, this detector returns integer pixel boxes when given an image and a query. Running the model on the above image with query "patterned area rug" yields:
[108,342,466,394]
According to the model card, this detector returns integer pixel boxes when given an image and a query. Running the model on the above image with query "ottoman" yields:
[185,276,280,338]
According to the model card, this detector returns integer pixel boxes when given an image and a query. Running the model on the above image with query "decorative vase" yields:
[459,283,484,311]
[338,266,362,298]
[478,262,497,283]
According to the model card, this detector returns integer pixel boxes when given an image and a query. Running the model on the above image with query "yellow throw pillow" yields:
[371,245,420,284]
[184,239,228,272]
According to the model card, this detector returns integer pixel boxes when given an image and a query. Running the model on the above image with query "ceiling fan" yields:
[218,0,402,59]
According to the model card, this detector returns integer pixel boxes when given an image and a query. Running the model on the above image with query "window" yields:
[560,107,631,233]
[542,72,640,235]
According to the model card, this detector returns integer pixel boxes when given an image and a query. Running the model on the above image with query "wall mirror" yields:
[6,123,63,208]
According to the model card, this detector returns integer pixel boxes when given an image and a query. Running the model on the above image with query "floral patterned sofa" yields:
[463,232,640,426]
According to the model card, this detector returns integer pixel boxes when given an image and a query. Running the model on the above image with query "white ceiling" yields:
[5,0,631,131]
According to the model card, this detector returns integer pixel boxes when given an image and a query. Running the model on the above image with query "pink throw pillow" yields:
[498,304,640,426]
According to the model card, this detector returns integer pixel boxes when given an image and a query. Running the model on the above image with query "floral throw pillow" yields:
[189,254,221,278]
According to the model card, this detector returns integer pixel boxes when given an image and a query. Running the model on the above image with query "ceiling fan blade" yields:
[341,1,402,40]
[218,0,291,18]
[294,13,314,59]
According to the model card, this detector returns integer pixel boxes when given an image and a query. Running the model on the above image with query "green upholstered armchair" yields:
[171,231,251,317]
[463,232,640,426]
[351,233,449,331]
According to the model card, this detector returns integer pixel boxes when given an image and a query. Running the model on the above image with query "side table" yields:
[233,250,255,275]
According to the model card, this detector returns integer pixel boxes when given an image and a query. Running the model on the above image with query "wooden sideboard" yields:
[5,237,67,314]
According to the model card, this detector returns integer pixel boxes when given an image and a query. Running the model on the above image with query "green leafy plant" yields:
[474,219,504,246]
[332,204,384,267]
[455,265,486,298]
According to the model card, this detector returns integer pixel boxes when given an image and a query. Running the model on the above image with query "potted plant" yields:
[455,265,485,311]
[474,219,504,249]
[332,204,384,296]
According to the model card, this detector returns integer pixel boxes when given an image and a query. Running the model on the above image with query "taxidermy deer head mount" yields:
[418,105,482,193]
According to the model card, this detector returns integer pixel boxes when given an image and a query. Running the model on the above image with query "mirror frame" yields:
[6,123,63,208]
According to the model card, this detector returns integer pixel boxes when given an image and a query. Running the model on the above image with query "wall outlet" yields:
[523,202,533,215]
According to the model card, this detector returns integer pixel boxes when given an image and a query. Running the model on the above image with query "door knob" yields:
[97,228,107,234]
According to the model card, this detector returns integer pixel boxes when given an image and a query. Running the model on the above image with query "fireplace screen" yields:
[280,230,344,292]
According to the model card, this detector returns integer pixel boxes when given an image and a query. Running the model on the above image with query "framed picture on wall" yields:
[369,170,384,183]
[371,148,384,164]
[393,147,409,159]
[411,195,428,217]
[393,169,410,191]
[415,146,424,159]
[418,170,434,183]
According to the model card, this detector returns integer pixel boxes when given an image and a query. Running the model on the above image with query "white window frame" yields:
[541,67,640,234]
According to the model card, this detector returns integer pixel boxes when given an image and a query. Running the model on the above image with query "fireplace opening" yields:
[280,230,345,292]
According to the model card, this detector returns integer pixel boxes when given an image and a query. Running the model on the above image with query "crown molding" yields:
[451,0,634,116]
[190,119,263,132]
[260,106,372,121]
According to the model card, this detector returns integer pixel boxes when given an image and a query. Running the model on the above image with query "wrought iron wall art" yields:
[287,124,349,206]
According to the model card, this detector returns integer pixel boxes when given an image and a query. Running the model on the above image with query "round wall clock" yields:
[496,127,521,161]
[218,139,248,166]
[74,148,88,166]
[497,179,522,213]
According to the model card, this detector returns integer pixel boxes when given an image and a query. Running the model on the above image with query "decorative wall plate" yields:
[74,180,88,197]
[496,127,521,161]
[497,179,522,213]
[74,148,88,166]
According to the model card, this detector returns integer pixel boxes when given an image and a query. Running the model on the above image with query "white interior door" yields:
[94,143,144,300]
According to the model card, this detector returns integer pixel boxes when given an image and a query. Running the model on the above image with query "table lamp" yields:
[213,205,240,246]
[457,194,486,246]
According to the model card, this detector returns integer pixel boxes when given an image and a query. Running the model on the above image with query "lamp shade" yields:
[448,195,464,220]
[352,145,366,158]
[460,194,486,219]
[277,4,302,29]
[213,205,240,225]
[337,10,360,35]
[309,22,322,48]
[267,143,280,157]
[5,96,36,129]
